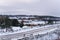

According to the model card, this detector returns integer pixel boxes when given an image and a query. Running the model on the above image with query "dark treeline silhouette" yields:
[11,19,24,28]
[0,16,13,32]
[0,16,24,32]
[11,19,19,26]
[19,20,24,28]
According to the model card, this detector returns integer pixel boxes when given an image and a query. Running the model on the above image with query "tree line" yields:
[0,16,24,32]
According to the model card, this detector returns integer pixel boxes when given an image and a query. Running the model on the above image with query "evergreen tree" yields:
[19,20,24,28]
[4,16,13,32]
[12,19,19,26]
[0,16,13,32]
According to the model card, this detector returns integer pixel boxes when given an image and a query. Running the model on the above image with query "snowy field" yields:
[11,32,58,40]
[0,24,60,40]
[0,24,58,34]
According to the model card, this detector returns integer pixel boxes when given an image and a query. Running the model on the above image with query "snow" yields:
[22,26,31,29]
[9,17,18,19]
[24,21,46,25]
[11,33,58,40]
[33,27,57,36]
[41,33,58,40]
[32,21,45,24]
[0,24,59,35]
[12,27,21,31]
[0,24,59,40]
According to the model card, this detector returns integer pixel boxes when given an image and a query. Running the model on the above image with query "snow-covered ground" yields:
[0,24,59,35]
[0,24,60,40]
[24,21,46,25]
[12,33,58,40]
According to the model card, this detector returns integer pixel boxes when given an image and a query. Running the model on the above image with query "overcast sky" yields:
[0,0,60,17]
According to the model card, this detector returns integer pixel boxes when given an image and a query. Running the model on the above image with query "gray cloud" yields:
[0,0,60,17]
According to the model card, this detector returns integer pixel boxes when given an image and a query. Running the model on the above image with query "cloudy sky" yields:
[0,0,60,17]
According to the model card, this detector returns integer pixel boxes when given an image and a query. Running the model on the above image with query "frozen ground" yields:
[0,24,57,35]
[12,33,58,40]
[0,24,60,40]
